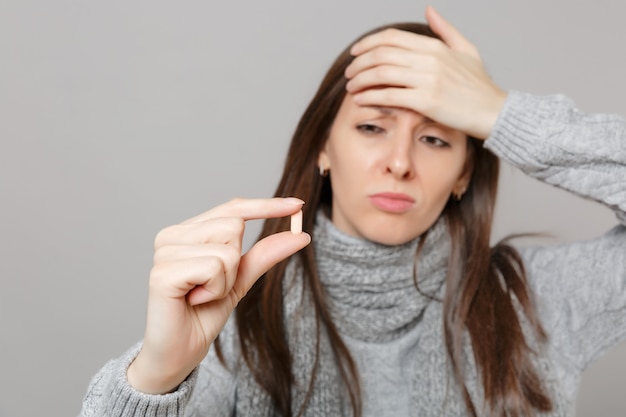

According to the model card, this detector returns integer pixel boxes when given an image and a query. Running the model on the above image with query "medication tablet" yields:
[291,210,303,234]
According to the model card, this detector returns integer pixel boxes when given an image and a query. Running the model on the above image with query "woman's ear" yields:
[317,150,330,176]
[452,177,470,200]
[453,144,475,199]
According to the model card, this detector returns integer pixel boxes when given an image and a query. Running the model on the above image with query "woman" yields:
[81,7,626,417]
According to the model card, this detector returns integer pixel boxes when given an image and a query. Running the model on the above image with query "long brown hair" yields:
[221,22,552,417]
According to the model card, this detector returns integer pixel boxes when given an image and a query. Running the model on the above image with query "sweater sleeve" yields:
[484,90,626,371]
[79,342,198,417]
[485,91,626,221]
[79,319,239,417]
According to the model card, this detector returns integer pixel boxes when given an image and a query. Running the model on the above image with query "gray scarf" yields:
[233,212,526,416]
[234,211,463,416]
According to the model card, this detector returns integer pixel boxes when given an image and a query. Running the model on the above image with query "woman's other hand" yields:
[345,6,506,140]
[126,197,310,394]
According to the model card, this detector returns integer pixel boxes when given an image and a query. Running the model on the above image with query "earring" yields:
[319,165,329,177]
[453,187,466,201]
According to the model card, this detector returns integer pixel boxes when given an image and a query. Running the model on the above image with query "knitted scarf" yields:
[233,212,562,416]
[233,211,464,416]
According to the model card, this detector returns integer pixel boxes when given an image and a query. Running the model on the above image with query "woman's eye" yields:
[357,124,385,135]
[421,136,449,148]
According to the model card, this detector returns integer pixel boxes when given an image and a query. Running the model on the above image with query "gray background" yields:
[1,1,624,416]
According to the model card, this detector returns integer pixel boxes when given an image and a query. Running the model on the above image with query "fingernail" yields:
[284,197,305,205]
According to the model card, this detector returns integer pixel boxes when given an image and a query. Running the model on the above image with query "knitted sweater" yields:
[80,91,626,416]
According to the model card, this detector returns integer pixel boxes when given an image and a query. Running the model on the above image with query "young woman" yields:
[81,7,626,417]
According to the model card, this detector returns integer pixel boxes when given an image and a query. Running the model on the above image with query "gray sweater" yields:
[80,91,626,416]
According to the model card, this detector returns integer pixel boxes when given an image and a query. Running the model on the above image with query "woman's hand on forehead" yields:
[344,6,506,140]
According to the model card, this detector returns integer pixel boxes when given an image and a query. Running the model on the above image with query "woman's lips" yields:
[369,192,416,213]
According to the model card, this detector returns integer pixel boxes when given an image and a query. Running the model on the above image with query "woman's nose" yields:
[385,133,415,180]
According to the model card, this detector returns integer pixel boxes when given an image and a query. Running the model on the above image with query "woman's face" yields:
[318,94,471,245]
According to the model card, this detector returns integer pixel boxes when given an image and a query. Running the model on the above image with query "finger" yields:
[183,197,304,225]
[231,231,311,302]
[345,46,421,79]
[346,65,427,94]
[350,28,440,58]
[425,6,478,56]
[352,88,431,115]
[155,217,245,248]
[154,241,242,264]
[151,248,240,300]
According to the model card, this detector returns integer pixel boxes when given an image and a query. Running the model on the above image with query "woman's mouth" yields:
[368,192,416,213]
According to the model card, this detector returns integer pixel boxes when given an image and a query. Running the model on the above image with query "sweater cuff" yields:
[106,343,198,416]
[484,90,571,172]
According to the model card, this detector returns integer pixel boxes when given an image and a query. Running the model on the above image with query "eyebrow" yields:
[363,105,436,124]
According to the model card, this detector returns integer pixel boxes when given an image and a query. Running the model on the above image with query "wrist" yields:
[480,88,507,139]
[126,351,190,395]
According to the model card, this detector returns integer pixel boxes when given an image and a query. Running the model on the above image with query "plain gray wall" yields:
[1,1,624,416]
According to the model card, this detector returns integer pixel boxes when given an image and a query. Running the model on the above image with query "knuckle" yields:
[225,216,245,235]
[153,244,174,264]
[381,28,402,44]
[204,256,223,273]
[152,247,165,264]
[149,263,167,285]
[374,66,392,80]
[154,225,175,249]
[204,257,229,297]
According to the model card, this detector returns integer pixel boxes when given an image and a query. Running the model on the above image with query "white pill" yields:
[290,210,303,234]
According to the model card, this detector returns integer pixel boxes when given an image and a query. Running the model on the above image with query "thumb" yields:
[234,231,311,298]
[425,6,478,56]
